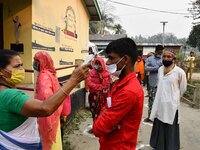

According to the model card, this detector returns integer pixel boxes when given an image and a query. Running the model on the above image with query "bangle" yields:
[60,87,68,96]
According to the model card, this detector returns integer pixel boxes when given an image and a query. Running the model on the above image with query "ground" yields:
[62,87,200,150]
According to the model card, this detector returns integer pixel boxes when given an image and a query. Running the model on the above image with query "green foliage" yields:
[131,33,187,44]
[188,0,200,22]
[90,0,126,34]
[184,80,200,101]
[113,24,126,34]
[184,85,194,101]
[187,24,200,51]
[187,0,200,51]
[176,53,185,61]
[89,21,102,34]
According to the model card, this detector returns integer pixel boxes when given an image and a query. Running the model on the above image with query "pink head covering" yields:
[93,57,107,72]
[34,51,56,75]
[87,57,110,93]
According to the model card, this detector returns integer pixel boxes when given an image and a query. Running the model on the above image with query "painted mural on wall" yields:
[62,6,77,39]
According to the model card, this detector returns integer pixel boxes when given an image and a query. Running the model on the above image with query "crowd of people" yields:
[0,37,193,150]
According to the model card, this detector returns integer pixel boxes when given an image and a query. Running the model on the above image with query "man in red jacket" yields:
[93,38,144,150]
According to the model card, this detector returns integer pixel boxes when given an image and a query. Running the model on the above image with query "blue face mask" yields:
[155,54,162,58]
[32,63,40,72]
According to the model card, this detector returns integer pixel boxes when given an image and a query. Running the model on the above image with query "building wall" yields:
[138,45,181,57]
[143,47,155,55]
[32,0,90,80]
[1,0,91,83]
[1,0,33,83]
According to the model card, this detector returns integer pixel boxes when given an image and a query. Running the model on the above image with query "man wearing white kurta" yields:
[150,50,187,150]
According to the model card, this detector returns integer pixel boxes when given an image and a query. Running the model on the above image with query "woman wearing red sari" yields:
[87,57,110,121]
[33,51,71,150]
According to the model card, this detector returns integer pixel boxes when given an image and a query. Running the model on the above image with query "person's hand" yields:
[70,63,90,85]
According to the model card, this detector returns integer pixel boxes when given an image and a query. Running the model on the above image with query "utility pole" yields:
[160,21,168,46]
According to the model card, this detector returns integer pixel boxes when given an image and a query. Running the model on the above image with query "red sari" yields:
[34,51,70,150]
[87,58,110,121]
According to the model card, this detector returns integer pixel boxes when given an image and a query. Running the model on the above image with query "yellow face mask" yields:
[5,69,25,86]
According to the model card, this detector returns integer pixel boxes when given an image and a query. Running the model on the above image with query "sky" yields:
[101,0,194,38]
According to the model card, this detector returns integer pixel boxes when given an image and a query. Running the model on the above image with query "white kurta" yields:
[150,65,187,125]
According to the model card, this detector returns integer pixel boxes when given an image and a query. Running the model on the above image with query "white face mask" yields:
[111,65,126,78]
[106,63,117,74]
[93,65,99,70]
[106,57,125,78]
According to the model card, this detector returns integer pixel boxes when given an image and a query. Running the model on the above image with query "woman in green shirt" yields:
[0,50,89,149]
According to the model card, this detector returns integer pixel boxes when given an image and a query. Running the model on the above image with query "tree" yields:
[188,0,200,25]
[187,0,200,51]
[132,33,187,44]
[99,10,115,34]
[89,0,126,35]
[187,24,200,50]
[113,24,126,34]
[89,21,101,34]
[89,1,116,34]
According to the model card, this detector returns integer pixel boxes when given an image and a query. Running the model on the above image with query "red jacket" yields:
[87,57,110,93]
[93,72,144,150]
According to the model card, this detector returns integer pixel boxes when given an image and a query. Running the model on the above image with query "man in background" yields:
[144,52,154,93]
[135,56,145,84]
[150,49,187,150]
[144,45,164,123]
[186,51,195,80]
